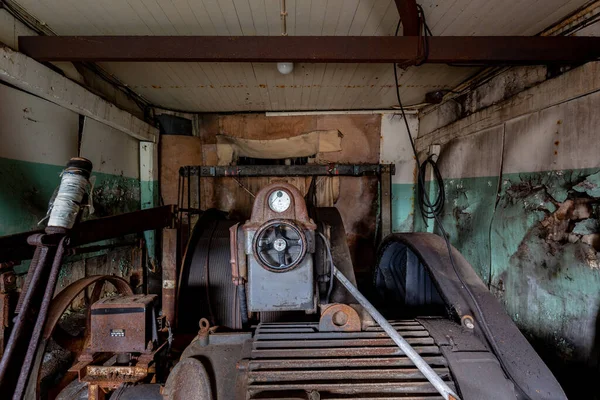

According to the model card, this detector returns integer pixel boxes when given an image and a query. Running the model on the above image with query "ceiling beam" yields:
[0,46,158,142]
[394,0,420,36]
[18,35,600,65]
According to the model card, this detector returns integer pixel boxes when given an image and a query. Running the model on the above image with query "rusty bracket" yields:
[319,303,362,332]
[0,205,177,263]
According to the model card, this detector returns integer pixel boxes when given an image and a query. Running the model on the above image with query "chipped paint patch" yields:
[0,157,140,236]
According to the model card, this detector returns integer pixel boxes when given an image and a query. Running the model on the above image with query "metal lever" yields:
[332,266,460,400]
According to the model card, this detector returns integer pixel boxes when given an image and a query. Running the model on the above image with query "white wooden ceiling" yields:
[13,0,591,112]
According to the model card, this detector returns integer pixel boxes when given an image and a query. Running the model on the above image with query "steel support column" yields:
[394,0,420,36]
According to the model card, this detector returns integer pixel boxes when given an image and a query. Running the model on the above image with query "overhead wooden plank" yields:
[0,46,157,142]
[19,35,600,65]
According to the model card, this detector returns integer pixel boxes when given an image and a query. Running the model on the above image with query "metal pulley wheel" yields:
[253,220,307,273]
[178,209,240,331]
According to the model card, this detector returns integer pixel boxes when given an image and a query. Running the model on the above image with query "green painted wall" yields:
[391,183,415,232]
[0,156,140,237]
[421,168,600,396]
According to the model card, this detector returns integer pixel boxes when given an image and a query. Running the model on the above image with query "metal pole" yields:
[332,267,460,400]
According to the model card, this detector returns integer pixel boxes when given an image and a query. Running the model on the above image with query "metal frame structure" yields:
[0,205,177,399]
[177,163,394,246]
[0,205,176,264]
[18,35,600,65]
[16,0,599,66]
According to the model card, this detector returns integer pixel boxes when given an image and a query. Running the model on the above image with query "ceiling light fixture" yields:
[277,62,294,75]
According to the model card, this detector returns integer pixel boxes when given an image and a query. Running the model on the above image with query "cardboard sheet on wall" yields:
[215,130,342,165]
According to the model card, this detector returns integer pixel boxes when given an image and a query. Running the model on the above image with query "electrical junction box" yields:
[90,294,157,353]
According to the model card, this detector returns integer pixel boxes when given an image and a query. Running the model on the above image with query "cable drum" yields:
[178,210,241,332]
[47,173,90,229]
[44,157,93,230]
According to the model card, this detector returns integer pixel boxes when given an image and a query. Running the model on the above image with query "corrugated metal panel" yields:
[13,0,591,112]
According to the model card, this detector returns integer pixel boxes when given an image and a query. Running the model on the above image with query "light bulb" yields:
[277,62,294,75]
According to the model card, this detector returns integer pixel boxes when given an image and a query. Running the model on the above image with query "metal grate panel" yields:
[247,320,454,399]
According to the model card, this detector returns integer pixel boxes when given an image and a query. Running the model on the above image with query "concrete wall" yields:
[0,9,146,120]
[380,113,418,233]
[0,83,142,235]
[417,62,600,396]
[0,81,146,291]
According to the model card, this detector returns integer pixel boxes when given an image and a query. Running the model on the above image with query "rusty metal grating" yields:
[247,320,454,399]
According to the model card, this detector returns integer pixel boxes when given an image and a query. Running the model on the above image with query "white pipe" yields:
[266,109,418,117]
[333,267,461,400]
[280,0,287,36]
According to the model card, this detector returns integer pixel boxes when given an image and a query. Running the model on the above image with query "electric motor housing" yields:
[242,183,317,312]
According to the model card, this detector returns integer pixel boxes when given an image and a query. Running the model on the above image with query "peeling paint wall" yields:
[380,113,418,233]
[0,9,146,120]
[417,62,600,397]
[0,82,145,293]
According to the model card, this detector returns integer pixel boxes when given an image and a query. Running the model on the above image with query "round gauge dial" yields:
[268,190,291,213]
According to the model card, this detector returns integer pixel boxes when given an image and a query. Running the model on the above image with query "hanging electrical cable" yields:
[394,6,532,400]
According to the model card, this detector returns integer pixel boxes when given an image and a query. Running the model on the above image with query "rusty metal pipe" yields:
[0,243,51,389]
[162,228,177,328]
[14,246,41,314]
[229,223,241,285]
[14,236,68,400]
[333,267,460,400]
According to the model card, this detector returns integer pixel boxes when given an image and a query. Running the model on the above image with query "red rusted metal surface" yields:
[228,223,242,285]
[245,183,315,230]
[394,0,420,36]
[0,270,16,356]
[163,358,212,400]
[90,295,157,354]
[88,384,106,400]
[68,205,176,247]
[245,321,454,399]
[0,205,176,263]
[161,228,177,328]
[18,35,600,64]
[5,237,63,400]
[318,303,362,332]
[44,276,133,340]
[71,342,166,392]
[24,276,133,399]
[0,291,12,357]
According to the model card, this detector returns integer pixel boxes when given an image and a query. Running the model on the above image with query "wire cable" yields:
[417,155,445,220]
[317,232,335,304]
[394,7,531,399]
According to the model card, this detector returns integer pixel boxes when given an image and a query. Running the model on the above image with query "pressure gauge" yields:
[268,190,291,213]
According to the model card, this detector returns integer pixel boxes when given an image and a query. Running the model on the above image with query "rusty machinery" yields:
[66,294,168,400]
[167,178,567,400]
[0,162,568,399]
[0,157,178,400]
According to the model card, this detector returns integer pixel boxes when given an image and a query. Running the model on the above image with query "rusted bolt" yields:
[461,315,475,330]
[332,311,348,327]
[236,359,250,371]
